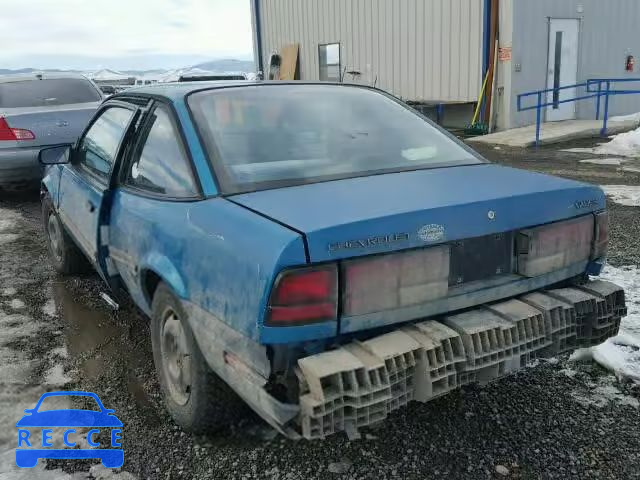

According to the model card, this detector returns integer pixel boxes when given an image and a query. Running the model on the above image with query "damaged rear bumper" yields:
[185,280,626,440]
[295,279,626,439]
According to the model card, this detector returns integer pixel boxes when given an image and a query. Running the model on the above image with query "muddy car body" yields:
[39,82,626,439]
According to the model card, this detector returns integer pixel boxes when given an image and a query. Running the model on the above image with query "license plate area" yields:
[448,232,514,286]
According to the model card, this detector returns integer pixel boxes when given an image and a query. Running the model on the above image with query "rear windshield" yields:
[0,78,102,108]
[188,84,481,194]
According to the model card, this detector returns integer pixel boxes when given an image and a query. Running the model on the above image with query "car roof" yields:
[117,80,353,102]
[0,72,93,84]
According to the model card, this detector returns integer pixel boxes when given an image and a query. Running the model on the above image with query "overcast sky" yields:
[0,0,254,70]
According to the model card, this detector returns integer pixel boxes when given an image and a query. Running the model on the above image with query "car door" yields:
[57,103,137,271]
[108,102,202,308]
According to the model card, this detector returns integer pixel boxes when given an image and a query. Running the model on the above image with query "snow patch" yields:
[569,348,593,362]
[44,363,72,386]
[8,298,25,310]
[0,233,20,245]
[51,345,69,358]
[571,265,640,383]
[601,265,640,336]
[561,147,599,154]
[610,111,640,123]
[579,157,623,165]
[0,208,20,232]
[559,368,578,378]
[570,376,639,408]
[42,298,57,317]
[593,125,640,157]
[593,334,640,383]
[601,185,640,207]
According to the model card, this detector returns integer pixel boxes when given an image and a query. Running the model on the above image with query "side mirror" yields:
[39,144,72,165]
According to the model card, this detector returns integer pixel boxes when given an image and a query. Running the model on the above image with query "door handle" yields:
[87,200,96,213]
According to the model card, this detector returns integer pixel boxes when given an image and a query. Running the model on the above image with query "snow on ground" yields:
[610,111,640,123]
[579,157,624,165]
[0,208,21,247]
[601,265,640,337]
[593,125,640,157]
[571,375,640,408]
[601,185,640,207]
[0,209,19,232]
[7,299,25,310]
[572,265,640,383]
[0,233,19,246]
[42,298,57,317]
[561,147,602,154]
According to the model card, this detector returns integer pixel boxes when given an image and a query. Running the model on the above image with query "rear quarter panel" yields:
[185,199,316,342]
[110,195,309,342]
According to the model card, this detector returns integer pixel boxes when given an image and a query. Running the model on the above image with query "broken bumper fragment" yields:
[295,280,626,439]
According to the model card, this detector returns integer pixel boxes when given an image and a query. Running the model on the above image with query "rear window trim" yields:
[185,83,488,195]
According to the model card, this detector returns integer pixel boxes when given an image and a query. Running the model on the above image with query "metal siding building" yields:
[252,0,640,130]
[506,0,640,128]
[251,0,485,103]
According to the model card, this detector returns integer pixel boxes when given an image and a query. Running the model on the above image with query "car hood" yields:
[16,409,122,427]
[230,164,606,263]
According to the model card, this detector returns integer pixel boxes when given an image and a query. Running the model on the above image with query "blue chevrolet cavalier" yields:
[40,82,626,439]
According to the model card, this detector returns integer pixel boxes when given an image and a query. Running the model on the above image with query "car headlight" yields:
[517,214,600,277]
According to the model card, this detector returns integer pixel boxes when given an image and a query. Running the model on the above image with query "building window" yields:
[319,43,341,81]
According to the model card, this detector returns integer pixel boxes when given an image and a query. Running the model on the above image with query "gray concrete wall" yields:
[253,0,484,103]
[509,0,640,128]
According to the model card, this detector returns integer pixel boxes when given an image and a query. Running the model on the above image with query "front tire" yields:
[42,194,89,275]
[150,283,244,432]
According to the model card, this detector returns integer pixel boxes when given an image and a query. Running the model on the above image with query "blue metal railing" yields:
[517,78,640,146]
[587,78,640,135]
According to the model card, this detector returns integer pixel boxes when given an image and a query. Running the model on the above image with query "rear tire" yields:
[42,194,90,275]
[150,283,245,432]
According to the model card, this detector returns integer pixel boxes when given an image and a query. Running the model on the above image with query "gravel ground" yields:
[0,139,639,480]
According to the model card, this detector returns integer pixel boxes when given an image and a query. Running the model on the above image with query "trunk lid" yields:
[231,164,605,262]
[0,102,99,149]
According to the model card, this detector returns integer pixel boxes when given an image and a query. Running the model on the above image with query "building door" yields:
[546,19,579,122]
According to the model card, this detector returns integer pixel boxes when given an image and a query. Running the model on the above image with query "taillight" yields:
[266,265,338,326]
[517,215,594,277]
[593,210,608,259]
[0,117,35,141]
[343,245,450,316]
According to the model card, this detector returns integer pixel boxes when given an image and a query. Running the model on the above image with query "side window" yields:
[77,107,134,178]
[126,106,198,197]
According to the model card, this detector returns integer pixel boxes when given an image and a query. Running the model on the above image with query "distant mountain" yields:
[0,68,36,74]
[120,69,167,76]
[0,67,80,75]
[193,59,254,72]
[0,58,255,77]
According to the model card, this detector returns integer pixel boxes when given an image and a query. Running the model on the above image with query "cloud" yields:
[0,0,253,69]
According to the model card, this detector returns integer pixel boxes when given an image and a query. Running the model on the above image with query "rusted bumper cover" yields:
[295,280,626,439]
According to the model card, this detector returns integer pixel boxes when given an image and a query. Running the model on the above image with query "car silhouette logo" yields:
[15,391,123,468]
